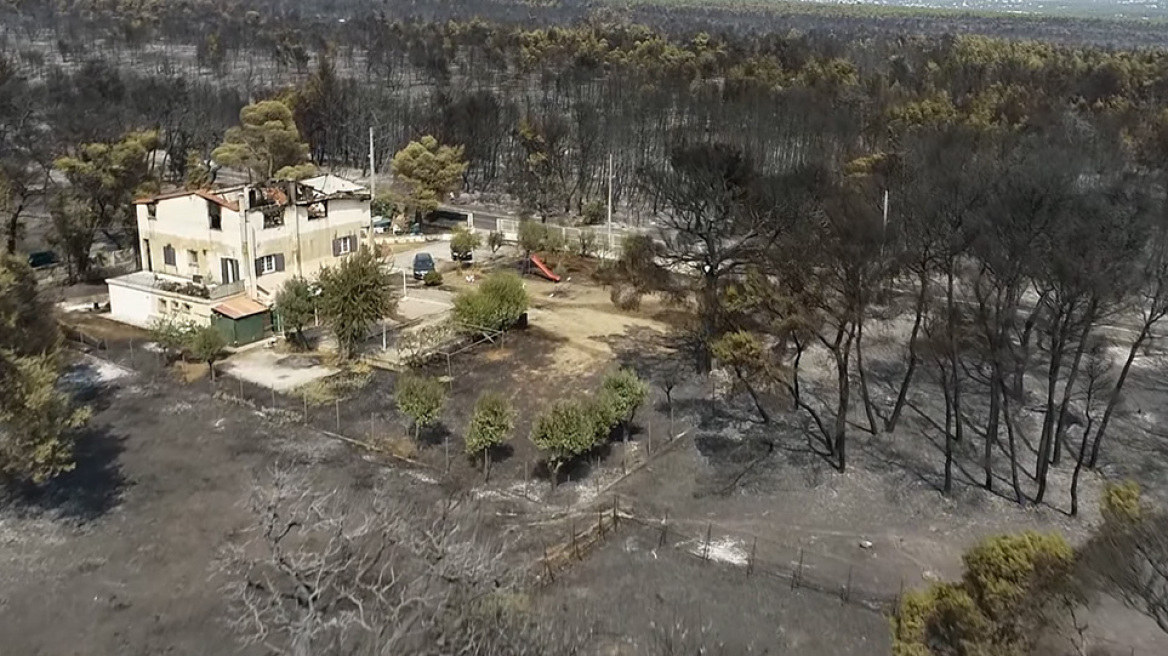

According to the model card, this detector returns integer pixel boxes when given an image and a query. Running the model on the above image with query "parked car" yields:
[372,216,393,234]
[26,250,58,269]
[412,252,436,280]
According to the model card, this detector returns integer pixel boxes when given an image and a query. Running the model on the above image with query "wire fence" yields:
[534,491,899,617]
[62,328,1150,655]
[64,327,901,616]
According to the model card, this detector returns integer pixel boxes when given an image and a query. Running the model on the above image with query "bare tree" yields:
[216,466,586,656]
[1081,504,1168,636]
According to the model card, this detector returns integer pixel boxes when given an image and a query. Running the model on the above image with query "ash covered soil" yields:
[0,356,445,656]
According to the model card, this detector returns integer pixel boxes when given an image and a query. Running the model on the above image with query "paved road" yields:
[390,241,451,274]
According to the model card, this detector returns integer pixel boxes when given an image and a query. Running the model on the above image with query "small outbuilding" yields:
[211,297,271,346]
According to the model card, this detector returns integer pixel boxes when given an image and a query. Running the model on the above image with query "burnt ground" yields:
[543,522,890,655]
[27,275,1168,655]
[0,356,448,656]
[592,302,1168,655]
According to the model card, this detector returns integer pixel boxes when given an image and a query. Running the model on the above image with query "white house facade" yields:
[105,175,372,343]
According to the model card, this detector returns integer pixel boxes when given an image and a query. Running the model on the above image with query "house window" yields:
[255,253,285,276]
[307,201,327,220]
[187,250,198,266]
[263,209,285,229]
[157,298,167,312]
[147,203,157,220]
[333,235,355,256]
[209,202,222,230]
[163,244,176,266]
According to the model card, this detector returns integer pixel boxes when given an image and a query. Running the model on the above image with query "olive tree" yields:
[395,373,446,442]
[274,275,316,349]
[185,324,227,380]
[465,392,516,479]
[530,400,597,485]
[318,246,398,360]
[600,367,649,442]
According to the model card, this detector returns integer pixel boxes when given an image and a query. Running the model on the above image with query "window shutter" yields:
[275,253,285,272]
[332,238,341,257]
[255,258,264,277]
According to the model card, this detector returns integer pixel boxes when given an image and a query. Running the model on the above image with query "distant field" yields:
[618,0,1168,21]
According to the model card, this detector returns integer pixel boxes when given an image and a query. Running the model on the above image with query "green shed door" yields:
[233,312,270,346]
[212,313,237,345]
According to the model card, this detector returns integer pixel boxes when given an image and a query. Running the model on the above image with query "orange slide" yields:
[529,255,561,282]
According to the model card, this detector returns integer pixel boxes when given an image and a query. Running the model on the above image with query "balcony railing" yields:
[209,279,246,299]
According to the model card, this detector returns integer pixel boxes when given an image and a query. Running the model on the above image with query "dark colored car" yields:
[412,252,435,280]
[27,251,58,269]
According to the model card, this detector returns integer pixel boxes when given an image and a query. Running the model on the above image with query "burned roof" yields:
[133,189,240,212]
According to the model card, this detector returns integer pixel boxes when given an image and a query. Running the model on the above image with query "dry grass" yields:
[381,434,419,460]
[58,312,151,342]
[172,360,209,383]
[297,361,374,406]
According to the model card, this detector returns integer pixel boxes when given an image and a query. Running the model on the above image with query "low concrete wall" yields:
[377,234,453,245]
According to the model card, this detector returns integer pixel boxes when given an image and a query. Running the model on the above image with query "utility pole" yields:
[368,127,376,249]
[882,189,889,231]
[606,153,613,258]
[881,188,891,296]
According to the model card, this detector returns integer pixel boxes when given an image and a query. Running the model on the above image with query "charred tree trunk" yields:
[1011,296,1046,401]
[1052,300,1098,467]
[1070,416,1095,517]
[828,324,856,472]
[856,313,879,435]
[886,270,928,433]
[698,270,718,374]
[985,360,1003,492]
[1089,322,1151,469]
[1000,377,1024,504]
[941,361,955,495]
[734,365,771,424]
[945,266,964,445]
[1035,309,1070,505]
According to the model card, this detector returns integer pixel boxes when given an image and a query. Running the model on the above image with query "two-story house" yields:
[105,174,371,344]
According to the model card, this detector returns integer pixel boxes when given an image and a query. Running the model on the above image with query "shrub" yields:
[185,324,227,379]
[581,199,606,225]
[450,225,482,261]
[576,228,597,258]
[452,271,528,334]
[600,367,649,441]
[542,228,566,255]
[1102,480,1143,524]
[891,531,1078,656]
[149,316,197,361]
[317,246,398,360]
[275,275,315,349]
[530,399,597,480]
[423,269,443,287]
[609,284,642,311]
[517,220,547,257]
[584,393,620,443]
[395,373,447,441]
[465,392,516,478]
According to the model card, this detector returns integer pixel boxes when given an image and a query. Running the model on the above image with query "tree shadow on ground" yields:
[535,441,615,486]
[3,423,128,522]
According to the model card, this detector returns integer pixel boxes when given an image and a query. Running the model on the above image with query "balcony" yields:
[209,279,246,299]
[108,271,246,301]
